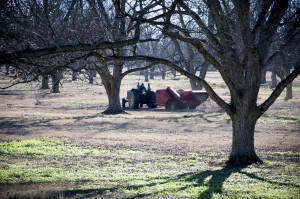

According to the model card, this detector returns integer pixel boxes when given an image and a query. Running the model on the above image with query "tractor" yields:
[122,83,209,110]
[122,83,157,109]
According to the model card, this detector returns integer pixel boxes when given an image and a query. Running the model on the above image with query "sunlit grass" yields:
[0,139,108,157]
[258,114,300,124]
[0,139,299,198]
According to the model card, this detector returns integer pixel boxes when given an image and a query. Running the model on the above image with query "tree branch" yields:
[121,63,155,78]
[258,62,300,114]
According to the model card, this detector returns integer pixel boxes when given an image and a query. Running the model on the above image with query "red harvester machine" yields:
[122,83,209,110]
[156,87,209,110]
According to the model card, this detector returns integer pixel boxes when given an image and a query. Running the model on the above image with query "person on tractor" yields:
[139,83,146,91]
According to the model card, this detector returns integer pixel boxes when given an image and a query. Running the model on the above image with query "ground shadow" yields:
[31,166,247,199]
[184,166,246,199]
[6,164,297,199]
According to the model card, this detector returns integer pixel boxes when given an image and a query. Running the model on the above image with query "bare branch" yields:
[258,62,300,114]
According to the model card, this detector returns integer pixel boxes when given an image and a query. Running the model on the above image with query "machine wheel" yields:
[127,90,139,109]
[147,91,157,108]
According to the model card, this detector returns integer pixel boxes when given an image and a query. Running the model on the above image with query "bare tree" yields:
[0,0,157,114]
[110,0,300,165]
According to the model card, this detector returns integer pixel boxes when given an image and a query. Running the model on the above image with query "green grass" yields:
[0,139,299,198]
[0,139,108,157]
[258,114,300,124]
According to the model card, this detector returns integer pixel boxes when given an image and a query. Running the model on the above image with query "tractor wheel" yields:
[147,91,157,108]
[127,90,139,109]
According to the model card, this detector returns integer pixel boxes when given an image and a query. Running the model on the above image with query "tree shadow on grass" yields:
[184,166,246,199]
[11,164,298,199]
[37,166,246,199]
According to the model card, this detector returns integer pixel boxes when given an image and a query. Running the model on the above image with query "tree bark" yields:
[144,69,149,82]
[51,71,61,93]
[102,78,124,114]
[97,61,124,115]
[150,67,155,79]
[88,70,95,84]
[261,70,267,84]
[271,70,277,88]
[72,71,77,81]
[41,75,50,89]
[285,82,293,100]
[192,61,209,90]
[228,110,262,166]
[5,65,9,76]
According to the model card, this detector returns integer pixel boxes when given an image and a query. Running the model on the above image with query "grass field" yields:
[0,71,299,198]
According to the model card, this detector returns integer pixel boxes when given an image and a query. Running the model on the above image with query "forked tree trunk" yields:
[190,62,209,90]
[228,110,262,166]
[102,79,124,114]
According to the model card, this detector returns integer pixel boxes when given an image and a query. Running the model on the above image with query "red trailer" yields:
[156,87,209,109]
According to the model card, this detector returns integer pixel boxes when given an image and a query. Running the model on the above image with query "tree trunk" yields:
[88,70,94,84]
[5,65,9,76]
[51,71,61,93]
[72,71,77,81]
[41,75,50,89]
[144,69,149,82]
[228,111,262,166]
[150,67,155,79]
[102,79,124,114]
[190,61,209,90]
[190,80,202,90]
[285,82,293,100]
[260,70,267,84]
[271,70,277,89]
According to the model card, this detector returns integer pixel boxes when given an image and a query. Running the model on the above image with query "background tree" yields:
[0,0,157,114]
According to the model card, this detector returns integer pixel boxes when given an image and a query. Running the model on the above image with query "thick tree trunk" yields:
[102,78,124,114]
[228,111,262,166]
[41,75,50,89]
